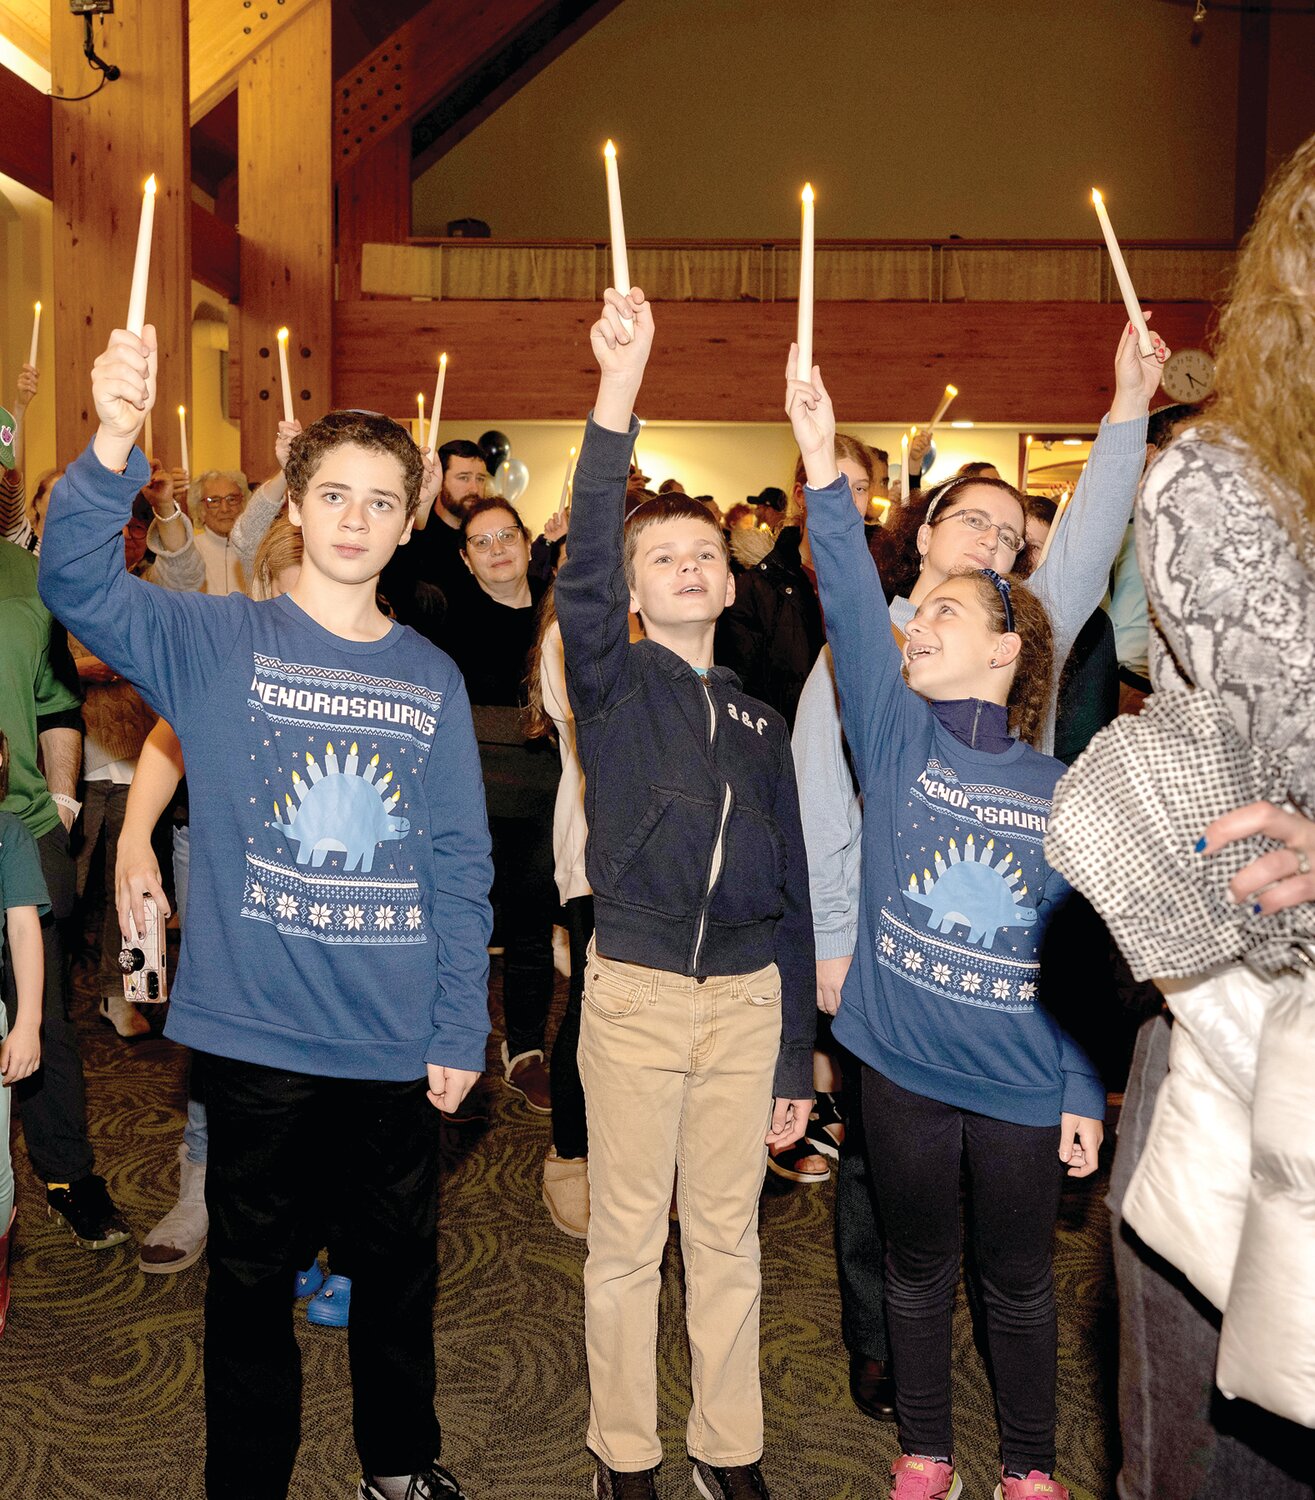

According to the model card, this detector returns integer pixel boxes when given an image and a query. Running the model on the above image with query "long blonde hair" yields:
[1201,133,1315,555]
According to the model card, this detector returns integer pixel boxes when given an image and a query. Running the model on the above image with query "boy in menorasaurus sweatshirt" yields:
[554,289,816,1500]
[39,324,492,1500]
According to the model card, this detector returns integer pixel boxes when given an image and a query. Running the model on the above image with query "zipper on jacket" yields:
[692,678,732,974]
[970,699,982,748]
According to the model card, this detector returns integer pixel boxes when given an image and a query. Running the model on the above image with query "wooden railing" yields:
[358,236,1235,305]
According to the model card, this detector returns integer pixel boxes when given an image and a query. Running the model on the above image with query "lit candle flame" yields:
[1091,188,1104,207]
[144,174,157,196]
[604,139,616,159]
[945,384,958,398]
[277,327,289,344]
[802,182,814,204]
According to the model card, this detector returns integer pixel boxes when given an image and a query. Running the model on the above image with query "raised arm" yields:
[38,326,247,729]
[1030,319,1166,662]
[230,419,299,573]
[554,289,651,726]
[792,648,863,1011]
[785,351,915,786]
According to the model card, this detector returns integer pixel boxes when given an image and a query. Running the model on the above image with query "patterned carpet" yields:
[1,958,1119,1500]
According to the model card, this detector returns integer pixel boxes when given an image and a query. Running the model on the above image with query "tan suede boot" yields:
[542,1147,589,1239]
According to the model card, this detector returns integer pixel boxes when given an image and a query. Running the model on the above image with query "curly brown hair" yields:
[1198,132,1315,557]
[948,570,1054,748]
[284,411,424,518]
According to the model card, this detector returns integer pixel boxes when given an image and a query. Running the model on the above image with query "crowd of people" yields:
[0,134,1312,1500]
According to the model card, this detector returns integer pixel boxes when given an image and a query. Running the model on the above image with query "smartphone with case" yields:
[119,894,168,1004]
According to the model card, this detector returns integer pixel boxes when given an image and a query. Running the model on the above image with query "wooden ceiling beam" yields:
[189,0,321,123]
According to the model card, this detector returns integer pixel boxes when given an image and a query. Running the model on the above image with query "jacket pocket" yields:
[710,805,786,924]
[584,950,646,1020]
[607,786,708,914]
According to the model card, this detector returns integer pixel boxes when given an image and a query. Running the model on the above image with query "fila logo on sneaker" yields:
[727,702,768,735]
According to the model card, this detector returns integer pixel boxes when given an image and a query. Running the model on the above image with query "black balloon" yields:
[479,429,512,471]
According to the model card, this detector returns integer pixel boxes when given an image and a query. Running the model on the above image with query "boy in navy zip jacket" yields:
[555,289,815,1500]
[39,325,492,1500]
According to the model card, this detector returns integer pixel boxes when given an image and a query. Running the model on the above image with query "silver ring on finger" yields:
[1294,848,1312,877]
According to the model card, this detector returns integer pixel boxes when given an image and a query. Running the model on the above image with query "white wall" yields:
[414,0,1244,243]
[424,419,1075,536]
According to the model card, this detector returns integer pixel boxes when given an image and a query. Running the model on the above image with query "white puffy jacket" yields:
[1122,962,1315,1427]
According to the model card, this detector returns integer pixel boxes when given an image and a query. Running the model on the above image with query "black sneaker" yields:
[593,1462,659,1499]
[692,1461,771,1499]
[46,1175,130,1250]
[359,1464,468,1500]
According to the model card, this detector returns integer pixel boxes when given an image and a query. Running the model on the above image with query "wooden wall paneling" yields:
[333,0,557,179]
[333,299,1218,427]
[0,61,51,195]
[189,0,320,123]
[237,0,332,480]
[51,0,191,469]
[0,0,50,69]
[335,131,410,302]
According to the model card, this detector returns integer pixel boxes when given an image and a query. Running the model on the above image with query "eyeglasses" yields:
[202,493,244,509]
[939,508,1024,554]
[465,526,524,553]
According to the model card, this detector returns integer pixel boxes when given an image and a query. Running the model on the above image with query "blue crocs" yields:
[306,1273,351,1328]
[294,1258,326,1300]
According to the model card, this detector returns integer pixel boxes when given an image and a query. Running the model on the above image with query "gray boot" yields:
[138,1142,207,1274]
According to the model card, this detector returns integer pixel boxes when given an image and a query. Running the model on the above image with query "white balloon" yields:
[495,457,530,504]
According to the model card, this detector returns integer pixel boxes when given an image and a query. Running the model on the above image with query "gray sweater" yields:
[792,412,1149,960]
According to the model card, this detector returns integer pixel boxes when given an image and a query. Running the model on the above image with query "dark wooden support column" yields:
[1234,7,1271,240]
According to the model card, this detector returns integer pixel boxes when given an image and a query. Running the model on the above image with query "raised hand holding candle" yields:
[557,445,577,516]
[603,140,633,333]
[276,328,294,422]
[928,384,957,430]
[177,405,189,474]
[127,175,157,337]
[28,302,40,368]
[796,183,815,382]
[426,353,447,451]
[1092,189,1152,356]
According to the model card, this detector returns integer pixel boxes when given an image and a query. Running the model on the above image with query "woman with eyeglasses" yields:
[440,496,560,1116]
[186,469,250,595]
[791,319,1168,1432]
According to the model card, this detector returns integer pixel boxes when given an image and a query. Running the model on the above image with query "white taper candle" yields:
[126,175,157,338]
[1092,189,1153,356]
[277,328,294,423]
[796,184,815,382]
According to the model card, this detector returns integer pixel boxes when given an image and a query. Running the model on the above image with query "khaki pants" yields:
[578,944,782,1471]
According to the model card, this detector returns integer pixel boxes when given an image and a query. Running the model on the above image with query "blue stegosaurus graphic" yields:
[901,833,1036,949]
[272,741,409,873]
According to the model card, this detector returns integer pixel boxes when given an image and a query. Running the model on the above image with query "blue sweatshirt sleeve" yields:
[1031,413,1147,666]
[420,669,494,1072]
[770,728,818,1099]
[39,442,248,731]
[802,474,920,791]
[555,415,640,727]
[792,647,862,961]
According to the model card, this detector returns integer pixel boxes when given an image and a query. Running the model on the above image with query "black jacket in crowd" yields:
[715,525,825,732]
[555,416,816,1099]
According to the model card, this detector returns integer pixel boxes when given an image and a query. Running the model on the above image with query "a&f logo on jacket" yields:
[727,702,768,736]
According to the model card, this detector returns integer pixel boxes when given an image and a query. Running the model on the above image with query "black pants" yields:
[1,823,94,1183]
[550,894,593,1159]
[202,1054,444,1499]
[835,1047,888,1363]
[489,812,556,1059]
[863,1068,1063,1474]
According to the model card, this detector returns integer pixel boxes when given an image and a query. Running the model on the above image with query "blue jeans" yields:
[1111,1014,1314,1499]
[172,824,208,1165]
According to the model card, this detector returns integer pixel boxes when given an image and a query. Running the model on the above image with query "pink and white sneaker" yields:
[890,1454,962,1500]
[994,1472,1070,1500]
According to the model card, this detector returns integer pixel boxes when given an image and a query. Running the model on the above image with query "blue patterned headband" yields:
[981,568,1015,633]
